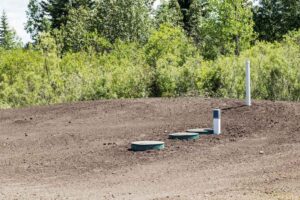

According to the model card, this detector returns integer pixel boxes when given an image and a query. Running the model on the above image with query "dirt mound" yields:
[0,98,299,200]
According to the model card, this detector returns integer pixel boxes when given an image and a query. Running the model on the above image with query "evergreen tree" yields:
[0,11,21,49]
[253,0,300,41]
[40,0,95,29]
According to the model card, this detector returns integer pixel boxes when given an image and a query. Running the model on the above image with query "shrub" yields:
[145,24,203,96]
[0,41,152,108]
[0,28,299,109]
[0,49,57,107]
[199,41,300,101]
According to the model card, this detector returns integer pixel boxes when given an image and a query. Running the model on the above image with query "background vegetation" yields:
[0,0,299,108]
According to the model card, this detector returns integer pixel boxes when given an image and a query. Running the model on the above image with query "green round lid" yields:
[131,141,165,151]
[169,132,200,140]
[186,128,214,135]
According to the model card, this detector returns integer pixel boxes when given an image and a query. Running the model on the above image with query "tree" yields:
[61,7,111,53]
[253,0,300,41]
[94,0,152,43]
[176,0,208,34]
[145,24,199,96]
[0,11,21,49]
[26,0,51,41]
[155,0,184,28]
[26,0,98,50]
[199,0,255,59]
[40,0,95,29]
[155,0,254,59]
[155,0,208,43]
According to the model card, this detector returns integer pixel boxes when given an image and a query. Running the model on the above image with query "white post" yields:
[213,109,221,135]
[245,60,251,106]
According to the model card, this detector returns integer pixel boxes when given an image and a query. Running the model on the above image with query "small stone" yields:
[24,133,28,137]
[259,151,264,154]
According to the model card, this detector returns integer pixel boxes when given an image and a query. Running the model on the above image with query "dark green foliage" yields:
[176,0,208,35]
[253,0,300,41]
[40,0,95,29]
[57,7,111,53]
[30,0,151,51]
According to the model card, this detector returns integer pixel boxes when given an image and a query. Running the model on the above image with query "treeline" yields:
[0,0,299,108]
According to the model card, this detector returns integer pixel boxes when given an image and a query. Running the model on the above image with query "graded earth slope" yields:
[0,98,299,200]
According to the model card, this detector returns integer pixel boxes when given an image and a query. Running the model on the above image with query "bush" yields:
[0,41,152,108]
[0,49,57,107]
[0,28,299,109]
[145,24,203,96]
[199,40,300,101]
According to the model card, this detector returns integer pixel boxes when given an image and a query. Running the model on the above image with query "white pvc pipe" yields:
[245,60,251,106]
[213,109,221,135]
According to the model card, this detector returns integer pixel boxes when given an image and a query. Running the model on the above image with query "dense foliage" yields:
[1,26,299,108]
[253,0,300,41]
[199,40,300,101]
[94,0,152,43]
[0,0,299,108]
[0,40,152,108]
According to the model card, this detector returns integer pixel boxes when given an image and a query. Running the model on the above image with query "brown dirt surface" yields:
[0,97,299,200]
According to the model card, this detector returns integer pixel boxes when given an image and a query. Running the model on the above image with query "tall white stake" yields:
[213,109,221,135]
[246,60,251,106]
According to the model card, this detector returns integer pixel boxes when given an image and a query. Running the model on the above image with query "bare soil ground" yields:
[0,97,299,200]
